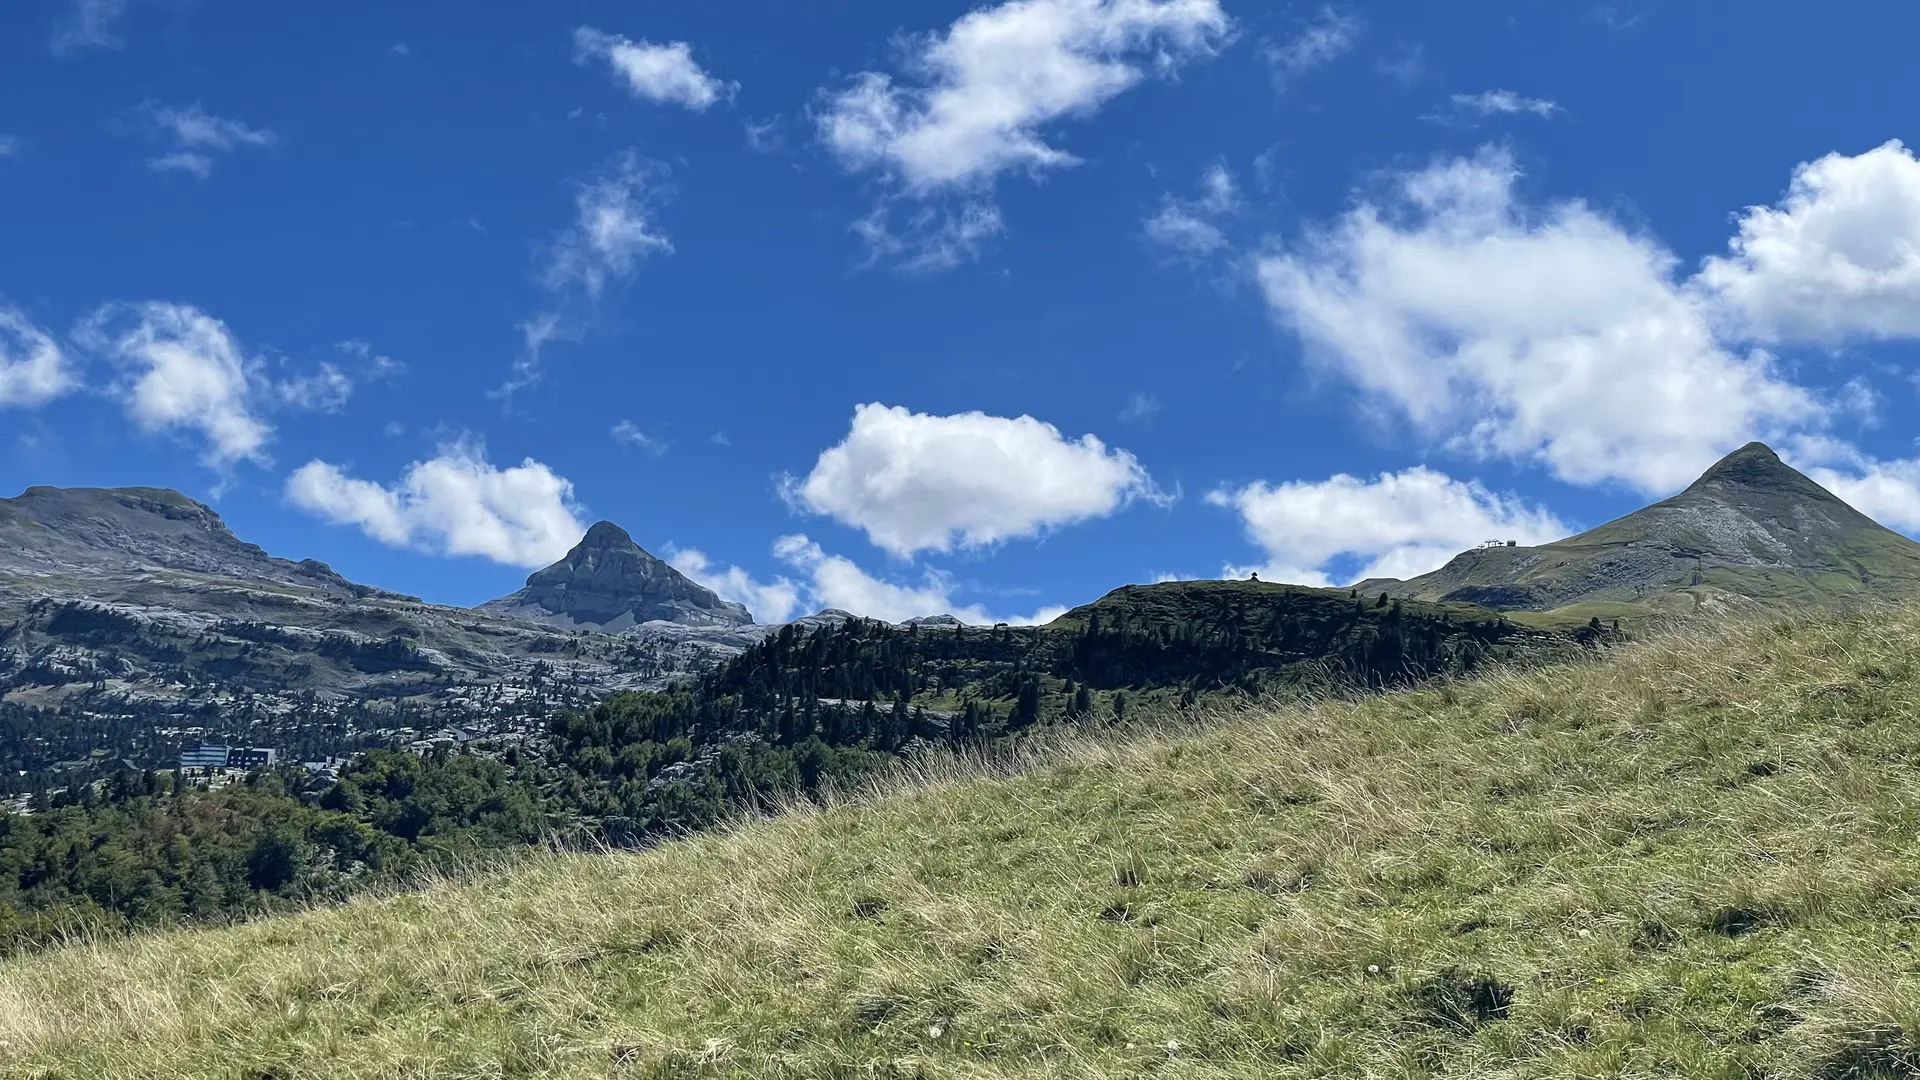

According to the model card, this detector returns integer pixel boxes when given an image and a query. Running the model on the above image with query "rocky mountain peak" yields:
[1366,440,1920,614]
[579,520,635,548]
[1680,442,1842,506]
[477,522,752,633]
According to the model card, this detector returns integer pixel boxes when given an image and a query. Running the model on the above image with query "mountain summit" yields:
[478,521,752,632]
[1365,442,1920,616]
[0,485,392,599]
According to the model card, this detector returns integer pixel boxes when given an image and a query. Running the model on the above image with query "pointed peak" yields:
[1682,441,1816,497]
[579,520,634,549]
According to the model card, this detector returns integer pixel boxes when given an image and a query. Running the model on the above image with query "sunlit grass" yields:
[9,609,1920,1077]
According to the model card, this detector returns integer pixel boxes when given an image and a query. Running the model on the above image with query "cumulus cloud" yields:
[543,152,673,300]
[667,546,804,624]
[815,0,1229,265]
[286,442,586,568]
[0,308,80,408]
[1256,148,1824,493]
[673,536,1064,625]
[789,402,1164,558]
[1779,437,1920,535]
[1209,466,1568,586]
[1449,90,1560,118]
[1144,163,1239,256]
[1699,140,1920,344]
[573,28,736,110]
[1263,6,1361,90]
[78,302,275,468]
[1805,457,1920,534]
[76,302,360,468]
[51,0,128,55]
[139,102,274,178]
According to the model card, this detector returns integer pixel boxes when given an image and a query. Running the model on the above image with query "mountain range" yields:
[4,442,1916,733]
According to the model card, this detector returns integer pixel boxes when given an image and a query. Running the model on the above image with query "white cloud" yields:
[610,419,668,455]
[1804,457,1920,534]
[667,546,804,624]
[0,135,21,158]
[789,402,1163,558]
[1119,391,1160,423]
[139,102,274,177]
[505,155,673,394]
[1263,6,1361,90]
[1256,148,1824,493]
[1699,139,1920,344]
[1145,163,1239,255]
[1144,205,1224,254]
[675,536,1063,625]
[1781,437,1920,535]
[286,442,586,568]
[0,309,80,408]
[815,0,1228,265]
[273,363,353,412]
[336,339,405,379]
[77,302,362,468]
[148,151,213,178]
[544,153,673,300]
[1208,466,1568,586]
[1450,90,1560,118]
[573,28,736,110]
[851,200,1006,272]
[78,302,274,468]
[743,116,784,154]
[51,0,128,55]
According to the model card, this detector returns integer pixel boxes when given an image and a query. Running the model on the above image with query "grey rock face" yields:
[0,486,410,600]
[477,521,752,632]
[0,489,762,724]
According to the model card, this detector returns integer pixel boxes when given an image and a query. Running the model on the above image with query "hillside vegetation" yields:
[9,606,1920,1078]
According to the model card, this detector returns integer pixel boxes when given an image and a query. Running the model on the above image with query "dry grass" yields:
[10,609,1920,1078]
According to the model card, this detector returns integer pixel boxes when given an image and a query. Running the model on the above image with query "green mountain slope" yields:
[1362,442,1920,619]
[10,607,1920,1078]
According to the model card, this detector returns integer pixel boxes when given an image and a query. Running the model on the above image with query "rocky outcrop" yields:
[478,522,752,632]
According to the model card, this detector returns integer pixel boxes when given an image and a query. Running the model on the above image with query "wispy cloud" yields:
[610,419,669,455]
[1143,163,1241,258]
[1119,392,1161,424]
[139,101,275,178]
[500,154,674,400]
[1450,90,1561,118]
[1264,7,1362,91]
[51,0,129,56]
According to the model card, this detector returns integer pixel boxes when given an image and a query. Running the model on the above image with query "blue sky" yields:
[4,0,1920,623]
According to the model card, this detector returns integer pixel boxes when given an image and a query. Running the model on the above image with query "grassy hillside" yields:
[9,607,1920,1077]
[1372,443,1920,622]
